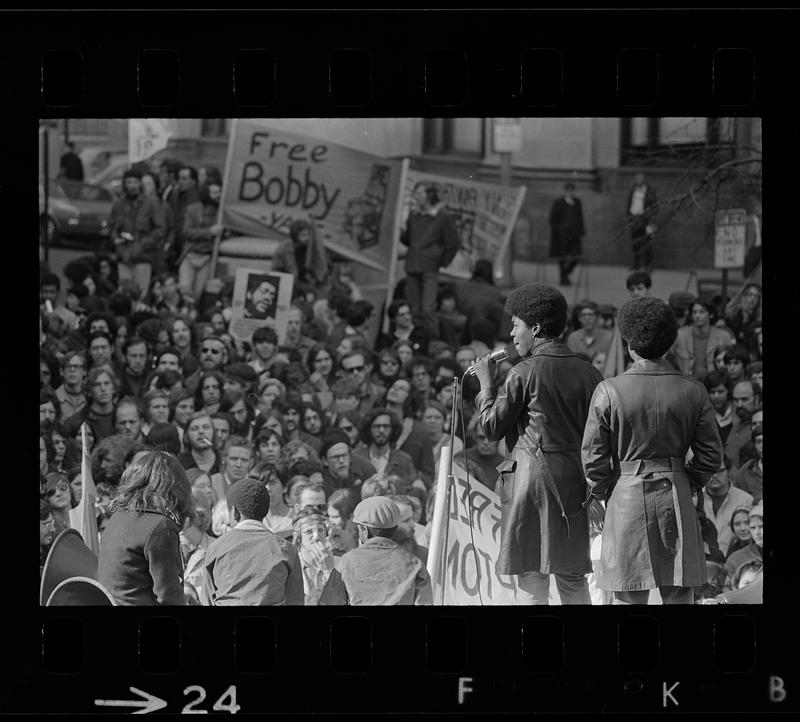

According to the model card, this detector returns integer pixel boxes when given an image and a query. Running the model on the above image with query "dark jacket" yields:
[476,340,602,575]
[549,196,585,257]
[109,193,165,265]
[98,510,185,606]
[202,521,304,605]
[400,207,460,274]
[321,453,377,499]
[582,359,722,591]
[63,404,115,442]
[353,443,419,485]
[318,536,432,605]
[396,419,436,488]
[180,200,219,259]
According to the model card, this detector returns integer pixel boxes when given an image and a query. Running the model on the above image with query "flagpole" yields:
[383,157,410,334]
[210,117,238,280]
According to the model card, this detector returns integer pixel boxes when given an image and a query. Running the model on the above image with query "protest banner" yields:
[218,119,407,343]
[128,119,175,164]
[228,267,294,345]
[714,208,747,269]
[430,459,520,605]
[401,169,526,279]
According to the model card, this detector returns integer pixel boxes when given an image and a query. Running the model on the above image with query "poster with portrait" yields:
[228,268,294,345]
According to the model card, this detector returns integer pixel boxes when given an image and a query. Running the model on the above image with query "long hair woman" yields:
[98,450,196,605]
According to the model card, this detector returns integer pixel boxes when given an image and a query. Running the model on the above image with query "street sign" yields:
[714,208,747,269]
[492,118,523,154]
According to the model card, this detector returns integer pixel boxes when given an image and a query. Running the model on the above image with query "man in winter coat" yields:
[549,182,585,287]
[582,296,723,604]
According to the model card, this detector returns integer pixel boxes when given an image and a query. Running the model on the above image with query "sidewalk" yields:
[503,261,743,310]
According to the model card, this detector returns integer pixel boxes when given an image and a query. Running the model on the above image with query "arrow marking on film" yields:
[94,686,167,714]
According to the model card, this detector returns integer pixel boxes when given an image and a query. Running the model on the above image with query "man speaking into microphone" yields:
[472,284,602,604]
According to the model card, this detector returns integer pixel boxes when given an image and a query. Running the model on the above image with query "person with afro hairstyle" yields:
[201,476,304,605]
[472,283,603,604]
[582,296,723,605]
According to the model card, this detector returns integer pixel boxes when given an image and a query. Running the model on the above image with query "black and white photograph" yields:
[38,116,763,607]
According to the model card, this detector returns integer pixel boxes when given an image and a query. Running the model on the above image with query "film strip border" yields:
[23,609,789,713]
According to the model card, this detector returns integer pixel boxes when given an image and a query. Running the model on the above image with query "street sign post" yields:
[714,208,747,307]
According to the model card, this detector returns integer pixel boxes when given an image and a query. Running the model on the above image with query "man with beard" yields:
[115,397,146,444]
[117,336,150,398]
[339,351,385,415]
[178,178,224,303]
[703,370,735,444]
[702,456,754,557]
[319,430,376,499]
[210,436,256,503]
[63,363,119,441]
[383,377,435,488]
[725,380,759,472]
[357,408,417,488]
[109,169,165,300]
[179,411,222,476]
[184,336,228,395]
[284,306,316,365]
[55,351,88,420]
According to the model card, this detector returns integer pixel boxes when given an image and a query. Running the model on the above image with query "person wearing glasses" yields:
[354,408,418,488]
[293,505,338,605]
[376,300,430,355]
[566,301,612,364]
[183,336,228,395]
[55,351,88,420]
[702,456,754,557]
[339,351,386,415]
[43,472,73,534]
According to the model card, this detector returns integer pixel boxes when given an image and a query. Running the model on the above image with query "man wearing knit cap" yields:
[318,430,376,499]
[319,496,432,605]
[223,362,258,397]
[202,477,304,605]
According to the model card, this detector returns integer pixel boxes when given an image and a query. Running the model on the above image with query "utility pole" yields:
[492,118,522,287]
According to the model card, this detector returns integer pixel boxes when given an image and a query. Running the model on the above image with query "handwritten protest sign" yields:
[228,267,294,345]
[128,119,175,164]
[220,119,404,274]
[402,170,526,279]
[433,461,520,605]
[714,208,747,269]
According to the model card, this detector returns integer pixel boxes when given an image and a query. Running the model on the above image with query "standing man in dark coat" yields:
[582,297,722,604]
[59,141,84,182]
[472,284,602,604]
[548,182,585,287]
[399,182,460,337]
[626,172,658,271]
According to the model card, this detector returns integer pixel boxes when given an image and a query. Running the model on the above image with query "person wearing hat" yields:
[472,283,603,605]
[292,505,338,605]
[723,502,762,591]
[582,296,724,604]
[108,167,165,301]
[223,362,258,397]
[318,496,432,605]
[202,476,304,605]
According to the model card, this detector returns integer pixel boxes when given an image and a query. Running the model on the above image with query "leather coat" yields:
[476,340,602,576]
[581,359,723,591]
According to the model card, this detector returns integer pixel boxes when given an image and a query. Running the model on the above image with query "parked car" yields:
[87,153,131,198]
[40,178,113,249]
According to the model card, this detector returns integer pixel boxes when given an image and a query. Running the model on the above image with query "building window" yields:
[621,117,736,166]
[423,118,485,157]
[67,119,109,137]
[201,118,230,137]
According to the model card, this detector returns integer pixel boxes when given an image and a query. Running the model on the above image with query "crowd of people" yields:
[38,166,763,605]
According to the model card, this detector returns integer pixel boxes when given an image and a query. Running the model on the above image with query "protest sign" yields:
[128,119,175,164]
[714,208,747,269]
[402,170,526,279]
[220,119,404,274]
[432,461,520,605]
[228,267,294,344]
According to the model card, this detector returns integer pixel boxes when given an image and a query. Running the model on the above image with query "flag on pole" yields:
[128,118,175,165]
[69,423,100,555]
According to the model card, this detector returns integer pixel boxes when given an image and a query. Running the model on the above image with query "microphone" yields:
[467,348,509,376]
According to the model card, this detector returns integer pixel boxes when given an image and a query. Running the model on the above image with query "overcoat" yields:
[548,196,585,258]
[476,340,602,576]
[581,359,723,591]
